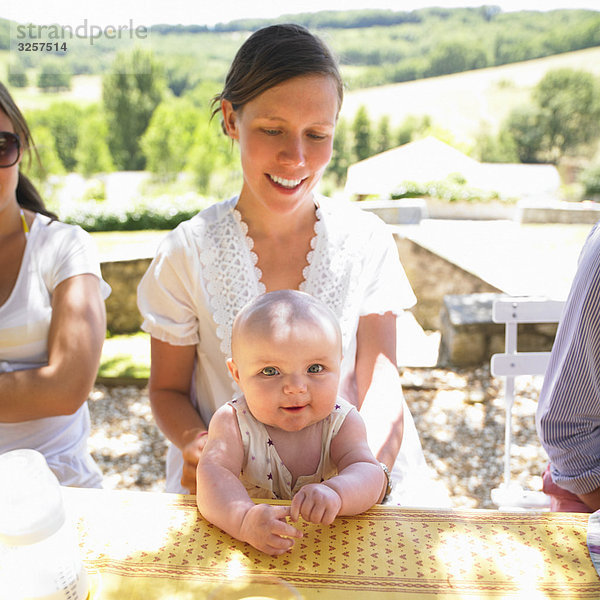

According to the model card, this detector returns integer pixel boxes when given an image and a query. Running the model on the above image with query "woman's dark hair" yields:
[0,82,58,220]
[212,24,344,133]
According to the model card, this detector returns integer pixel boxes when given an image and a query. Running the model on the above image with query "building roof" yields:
[344,136,560,200]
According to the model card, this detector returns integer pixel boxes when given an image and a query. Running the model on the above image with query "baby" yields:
[196,290,387,556]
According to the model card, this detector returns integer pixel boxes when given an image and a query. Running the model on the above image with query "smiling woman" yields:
[137,23,441,508]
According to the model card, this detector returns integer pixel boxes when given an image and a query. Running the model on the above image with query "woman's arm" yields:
[148,337,207,492]
[355,311,404,469]
[0,274,105,421]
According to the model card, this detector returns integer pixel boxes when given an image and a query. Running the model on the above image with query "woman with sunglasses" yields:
[0,82,110,487]
[138,24,441,506]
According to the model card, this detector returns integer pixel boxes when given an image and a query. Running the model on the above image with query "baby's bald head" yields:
[231,290,342,359]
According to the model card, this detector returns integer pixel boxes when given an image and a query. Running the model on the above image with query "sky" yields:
[3,0,599,28]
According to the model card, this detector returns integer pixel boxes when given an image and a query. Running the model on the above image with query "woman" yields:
[0,82,109,487]
[138,24,439,505]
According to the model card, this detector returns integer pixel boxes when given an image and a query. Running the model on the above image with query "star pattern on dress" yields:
[267,439,274,446]
[267,473,273,481]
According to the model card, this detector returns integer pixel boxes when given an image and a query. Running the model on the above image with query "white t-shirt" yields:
[138,196,433,499]
[0,214,110,487]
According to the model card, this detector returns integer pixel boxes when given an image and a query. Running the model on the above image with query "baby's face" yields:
[228,316,341,432]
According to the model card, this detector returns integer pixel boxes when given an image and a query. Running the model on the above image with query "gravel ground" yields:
[88,366,548,509]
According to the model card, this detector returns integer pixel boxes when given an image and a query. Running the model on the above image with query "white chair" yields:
[490,296,565,510]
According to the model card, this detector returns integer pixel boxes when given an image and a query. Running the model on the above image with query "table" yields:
[64,487,600,599]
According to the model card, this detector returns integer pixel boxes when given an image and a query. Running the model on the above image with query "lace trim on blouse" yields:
[196,197,362,358]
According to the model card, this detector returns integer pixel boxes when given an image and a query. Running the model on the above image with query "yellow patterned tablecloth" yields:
[64,487,600,599]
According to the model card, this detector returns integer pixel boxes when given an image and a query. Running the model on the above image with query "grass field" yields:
[340,46,600,143]
[100,332,150,380]
[92,229,167,262]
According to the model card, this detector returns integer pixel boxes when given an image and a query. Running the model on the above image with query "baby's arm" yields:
[196,405,302,555]
[290,409,386,524]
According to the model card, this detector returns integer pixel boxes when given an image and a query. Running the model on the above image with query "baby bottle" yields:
[0,449,89,600]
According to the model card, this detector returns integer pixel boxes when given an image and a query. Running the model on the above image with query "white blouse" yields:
[0,214,110,487]
[138,195,433,498]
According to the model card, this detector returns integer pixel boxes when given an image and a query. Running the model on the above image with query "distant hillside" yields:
[340,46,600,144]
[1,7,599,92]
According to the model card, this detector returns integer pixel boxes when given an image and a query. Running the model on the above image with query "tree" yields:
[579,162,600,198]
[22,125,65,183]
[533,68,600,161]
[502,105,546,164]
[37,60,71,92]
[395,114,431,147]
[141,97,200,179]
[102,48,165,171]
[374,115,393,155]
[185,114,239,193]
[327,117,352,185]
[474,124,519,163]
[352,105,372,162]
[75,108,114,176]
[7,69,27,88]
[427,39,488,77]
[26,102,83,171]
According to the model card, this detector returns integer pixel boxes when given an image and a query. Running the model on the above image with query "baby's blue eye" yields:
[307,364,324,373]
[261,366,279,376]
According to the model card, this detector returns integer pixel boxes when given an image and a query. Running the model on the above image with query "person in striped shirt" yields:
[537,222,600,512]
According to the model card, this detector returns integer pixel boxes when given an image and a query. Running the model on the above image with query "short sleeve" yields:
[137,228,200,346]
[359,219,416,317]
[43,222,111,300]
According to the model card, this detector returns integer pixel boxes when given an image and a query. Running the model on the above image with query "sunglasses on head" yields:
[0,132,21,168]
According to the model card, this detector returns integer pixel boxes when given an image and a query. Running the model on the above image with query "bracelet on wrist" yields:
[380,462,393,502]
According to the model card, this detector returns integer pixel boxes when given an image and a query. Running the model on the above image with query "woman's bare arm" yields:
[354,311,404,469]
[0,274,105,421]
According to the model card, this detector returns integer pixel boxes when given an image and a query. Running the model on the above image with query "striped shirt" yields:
[536,221,600,496]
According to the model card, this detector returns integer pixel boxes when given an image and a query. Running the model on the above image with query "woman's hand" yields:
[181,430,208,493]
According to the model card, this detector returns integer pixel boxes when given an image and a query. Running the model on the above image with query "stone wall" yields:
[438,293,559,367]
[101,258,151,333]
[394,234,501,331]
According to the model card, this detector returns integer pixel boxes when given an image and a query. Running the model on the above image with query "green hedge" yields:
[580,164,600,198]
[62,194,213,231]
[389,178,509,203]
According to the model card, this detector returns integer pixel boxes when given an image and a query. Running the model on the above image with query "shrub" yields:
[580,164,600,199]
[389,177,506,203]
[62,193,213,231]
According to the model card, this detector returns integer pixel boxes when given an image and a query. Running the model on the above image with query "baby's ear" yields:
[227,358,240,383]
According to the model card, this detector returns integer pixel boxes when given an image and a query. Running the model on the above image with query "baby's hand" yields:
[239,504,302,556]
[290,483,342,525]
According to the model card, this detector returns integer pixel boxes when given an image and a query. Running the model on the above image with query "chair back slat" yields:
[492,298,565,324]
[491,352,552,377]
